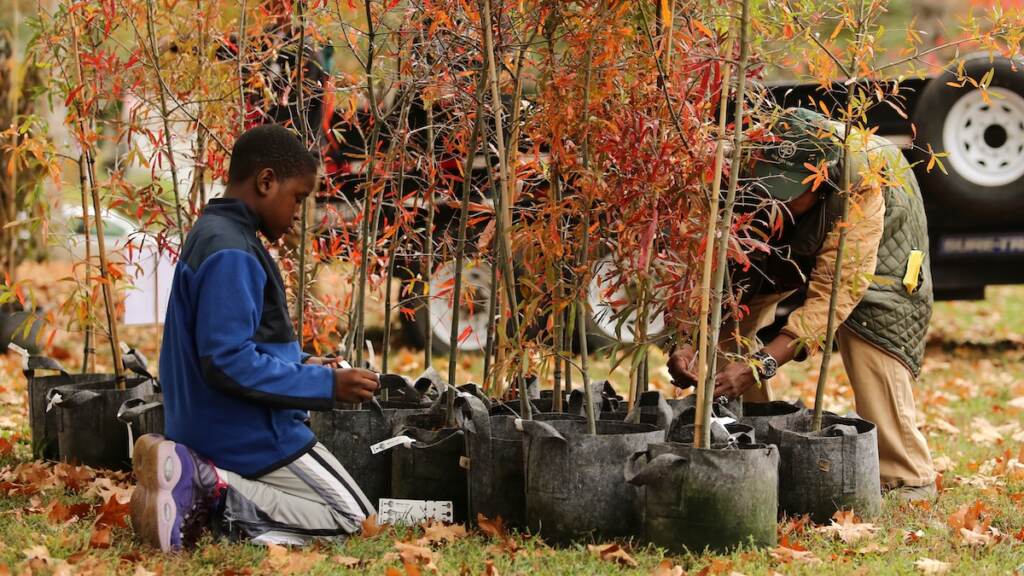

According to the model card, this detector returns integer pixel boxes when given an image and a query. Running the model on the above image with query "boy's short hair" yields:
[227,124,318,184]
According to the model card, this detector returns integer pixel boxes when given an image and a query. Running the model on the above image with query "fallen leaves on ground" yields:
[361,513,386,538]
[259,543,326,575]
[770,536,820,565]
[88,525,112,549]
[94,495,131,529]
[814,510,878,544]
[947,501,1003,547]
[394,541,439,573]
[587,543,638,568]
[415,521,467,546]
[651,560,685,576]
[914,558,951,574]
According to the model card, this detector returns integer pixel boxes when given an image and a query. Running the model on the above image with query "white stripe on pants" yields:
[217,443,375,545]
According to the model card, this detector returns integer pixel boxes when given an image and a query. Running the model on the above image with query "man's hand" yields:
[667,344,699,388]
[333,368,380,404]
[713,360,757,399]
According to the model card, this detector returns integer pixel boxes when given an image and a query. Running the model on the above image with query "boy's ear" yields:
[255,168,277,197]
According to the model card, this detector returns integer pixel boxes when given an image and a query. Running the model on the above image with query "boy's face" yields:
[254,169,317,242]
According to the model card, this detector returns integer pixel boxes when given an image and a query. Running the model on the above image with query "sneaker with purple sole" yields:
[130,434,220,551]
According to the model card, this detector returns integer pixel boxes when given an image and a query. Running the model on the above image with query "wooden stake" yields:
[700,0,750,449]
[693,64,733,449]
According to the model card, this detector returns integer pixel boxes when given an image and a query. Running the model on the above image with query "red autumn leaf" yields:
[0,437,13,456]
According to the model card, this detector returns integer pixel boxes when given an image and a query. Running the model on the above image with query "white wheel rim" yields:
[942,86,1024,187]
[427,259,491,351]
[587,255,665,344]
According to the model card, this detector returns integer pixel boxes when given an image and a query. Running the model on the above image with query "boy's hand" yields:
[306,356,345,367]
[333,368,380,404]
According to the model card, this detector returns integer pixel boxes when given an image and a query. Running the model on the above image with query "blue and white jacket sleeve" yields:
[193,249,335,410]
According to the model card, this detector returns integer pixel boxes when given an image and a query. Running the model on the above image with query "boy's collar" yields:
[204,197,261,230]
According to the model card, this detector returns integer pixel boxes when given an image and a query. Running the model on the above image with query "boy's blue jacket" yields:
[160,198,334,477]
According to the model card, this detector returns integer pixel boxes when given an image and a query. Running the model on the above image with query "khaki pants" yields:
[738,293,936,488]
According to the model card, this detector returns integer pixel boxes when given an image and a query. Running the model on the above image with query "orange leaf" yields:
[361,514,385,538]
[477,514,506,540]
[94,495,131,529]
[89,525,112,549]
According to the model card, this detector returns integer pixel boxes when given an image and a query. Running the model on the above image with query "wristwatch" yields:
[751,350,779,380]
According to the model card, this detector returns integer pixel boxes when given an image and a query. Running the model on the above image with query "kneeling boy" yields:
[130,124,380,550]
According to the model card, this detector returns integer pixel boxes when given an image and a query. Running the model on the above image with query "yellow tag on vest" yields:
[903,250,924,293]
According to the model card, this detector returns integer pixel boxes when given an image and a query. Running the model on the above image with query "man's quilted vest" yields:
[843,135,933,376]
[788,133,934,376]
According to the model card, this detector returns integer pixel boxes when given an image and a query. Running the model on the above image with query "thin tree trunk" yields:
[577,43,596,434]
[700,0,750,449]
[447,77,487,423]
[353,0,382,367]
[479,0,531,419]
[238,0,248,131]
[693,63,732,449]
[423,104,436,368]
[295,0,310,348]
[814,0,867,430]
[143,0,186,245]
[70,14,94,373]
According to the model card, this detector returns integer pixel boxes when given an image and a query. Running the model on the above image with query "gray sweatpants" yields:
[216,443,375,546]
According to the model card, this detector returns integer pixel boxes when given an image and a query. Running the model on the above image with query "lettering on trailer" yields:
[938,234,1024,256]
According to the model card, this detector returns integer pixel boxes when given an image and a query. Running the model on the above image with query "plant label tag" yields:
[377,499,453,525]
[711,416,737,426]
[370,435,413,455]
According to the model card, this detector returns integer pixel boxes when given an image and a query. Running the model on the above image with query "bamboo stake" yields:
[700,0,750,449]
[77,155,94,373]
[693,63,733,449]
[479,0,531,420]
[86,158,125,387]
[69,13,95,374]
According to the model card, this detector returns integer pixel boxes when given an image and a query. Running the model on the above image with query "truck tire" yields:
[911,54,1024,229]
[584,254,666,351]
[399,257,494,357]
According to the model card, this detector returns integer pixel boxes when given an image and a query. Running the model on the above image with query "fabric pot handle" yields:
[624,452,688,487]
[455,394,491,438]
[398,428,465,450]
[49,388,102,409]
[23,355,68,379]
[117,398,162,423]
[515,419,566,443]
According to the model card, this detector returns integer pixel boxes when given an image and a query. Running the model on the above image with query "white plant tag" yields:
[711,416,736,426]
[377,498,454,525]
[46,392,63,413]
[370,435,413,455]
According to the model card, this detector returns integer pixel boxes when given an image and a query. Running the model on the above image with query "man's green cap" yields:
[751,107,842,201]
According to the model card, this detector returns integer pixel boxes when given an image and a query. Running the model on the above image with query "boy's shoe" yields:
[130,434,223,551]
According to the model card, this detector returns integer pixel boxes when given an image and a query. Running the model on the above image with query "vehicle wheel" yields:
[399,258,494,357]
[583,254,666,351]
[911,54,1024,229]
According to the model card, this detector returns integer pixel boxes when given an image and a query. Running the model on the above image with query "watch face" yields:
[756,352,778,379]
